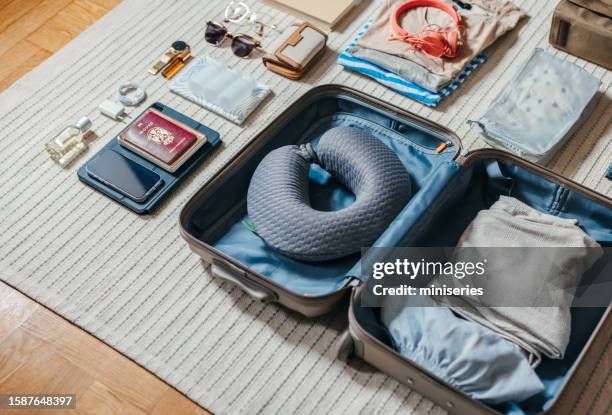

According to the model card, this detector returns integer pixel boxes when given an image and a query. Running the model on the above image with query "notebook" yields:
[262,0,360,29]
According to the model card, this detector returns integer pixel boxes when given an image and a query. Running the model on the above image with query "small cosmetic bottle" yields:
[45,117,92,167]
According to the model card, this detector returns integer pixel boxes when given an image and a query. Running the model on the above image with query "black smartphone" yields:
[86,150,163,203]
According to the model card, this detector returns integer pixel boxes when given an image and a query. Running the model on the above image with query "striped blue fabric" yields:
[338,22,488,106]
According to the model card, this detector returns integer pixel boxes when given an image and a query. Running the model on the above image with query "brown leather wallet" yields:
[263,22,327,80]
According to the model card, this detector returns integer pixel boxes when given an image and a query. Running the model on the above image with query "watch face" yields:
[172,40,189,52]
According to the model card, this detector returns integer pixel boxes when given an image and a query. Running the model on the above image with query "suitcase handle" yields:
[556,19,569,47]
[212,259,278,303]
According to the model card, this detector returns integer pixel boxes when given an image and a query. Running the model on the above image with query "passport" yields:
[120,109,197,164]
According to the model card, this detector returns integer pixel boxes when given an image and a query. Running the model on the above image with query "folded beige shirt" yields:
[357,0,526,79]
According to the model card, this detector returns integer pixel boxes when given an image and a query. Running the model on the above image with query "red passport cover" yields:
[121,110,197,164]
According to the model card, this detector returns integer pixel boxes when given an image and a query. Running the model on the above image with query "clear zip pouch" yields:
[170,57,271,125]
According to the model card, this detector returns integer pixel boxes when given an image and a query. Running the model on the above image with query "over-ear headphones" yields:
[389,0,463,58]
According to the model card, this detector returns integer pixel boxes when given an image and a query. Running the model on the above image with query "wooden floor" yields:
[0,1,210,414]
[0,0,112,91]
[0,282,208,415]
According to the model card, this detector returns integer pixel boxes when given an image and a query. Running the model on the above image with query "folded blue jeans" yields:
[381,295,545,404]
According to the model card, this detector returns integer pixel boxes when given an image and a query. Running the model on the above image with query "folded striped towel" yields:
[338,21,487,107]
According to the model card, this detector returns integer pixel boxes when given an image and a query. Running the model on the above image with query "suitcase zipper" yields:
[435,140,453,154]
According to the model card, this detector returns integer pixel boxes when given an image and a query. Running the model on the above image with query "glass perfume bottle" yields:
[45,117,92,167]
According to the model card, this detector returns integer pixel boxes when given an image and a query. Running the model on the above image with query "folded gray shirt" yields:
[435,196,602,365]
[347,46,452,92]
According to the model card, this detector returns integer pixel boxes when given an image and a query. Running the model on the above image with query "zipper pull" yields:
[436,141,452,154]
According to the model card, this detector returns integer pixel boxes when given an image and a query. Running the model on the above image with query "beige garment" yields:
[357,0,526,79]
[436,196,603,366]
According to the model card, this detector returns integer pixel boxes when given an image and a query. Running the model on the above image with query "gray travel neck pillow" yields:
[247,127,412,262]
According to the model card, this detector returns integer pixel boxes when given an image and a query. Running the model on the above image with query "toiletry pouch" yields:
[471,49,600,163]
[170,57,271,125]
[179,85,612,415]
[263,22,327,80]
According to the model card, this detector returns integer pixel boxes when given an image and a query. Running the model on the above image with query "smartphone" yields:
[86,150,163,203]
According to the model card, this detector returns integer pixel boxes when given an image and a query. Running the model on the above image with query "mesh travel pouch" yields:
[170,57,271,125]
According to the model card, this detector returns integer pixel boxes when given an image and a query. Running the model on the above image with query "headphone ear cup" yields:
[446,30,459,56]
[420,31,446,58]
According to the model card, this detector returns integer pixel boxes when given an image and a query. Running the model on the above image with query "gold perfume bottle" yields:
[45,117,92,167]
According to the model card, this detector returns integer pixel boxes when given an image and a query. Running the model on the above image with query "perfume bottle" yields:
[45,117,92,167]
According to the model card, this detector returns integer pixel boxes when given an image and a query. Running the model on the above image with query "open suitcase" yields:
[179,85,612,414]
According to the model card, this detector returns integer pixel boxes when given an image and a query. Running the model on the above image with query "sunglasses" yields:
[205,21,261,58]
[224,1,278,36]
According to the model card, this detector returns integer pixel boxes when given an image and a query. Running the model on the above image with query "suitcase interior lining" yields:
[353,157,611,414]
[186,95,457,297]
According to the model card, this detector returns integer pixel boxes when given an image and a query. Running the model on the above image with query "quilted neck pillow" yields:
[247,127,412,262]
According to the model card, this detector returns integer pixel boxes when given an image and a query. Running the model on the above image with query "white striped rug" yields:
[0,0,610,414]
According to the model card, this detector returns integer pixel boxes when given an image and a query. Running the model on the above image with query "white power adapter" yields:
[98,99,128,120]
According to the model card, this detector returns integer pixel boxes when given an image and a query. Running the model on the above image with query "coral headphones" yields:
[389,0,462,58]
